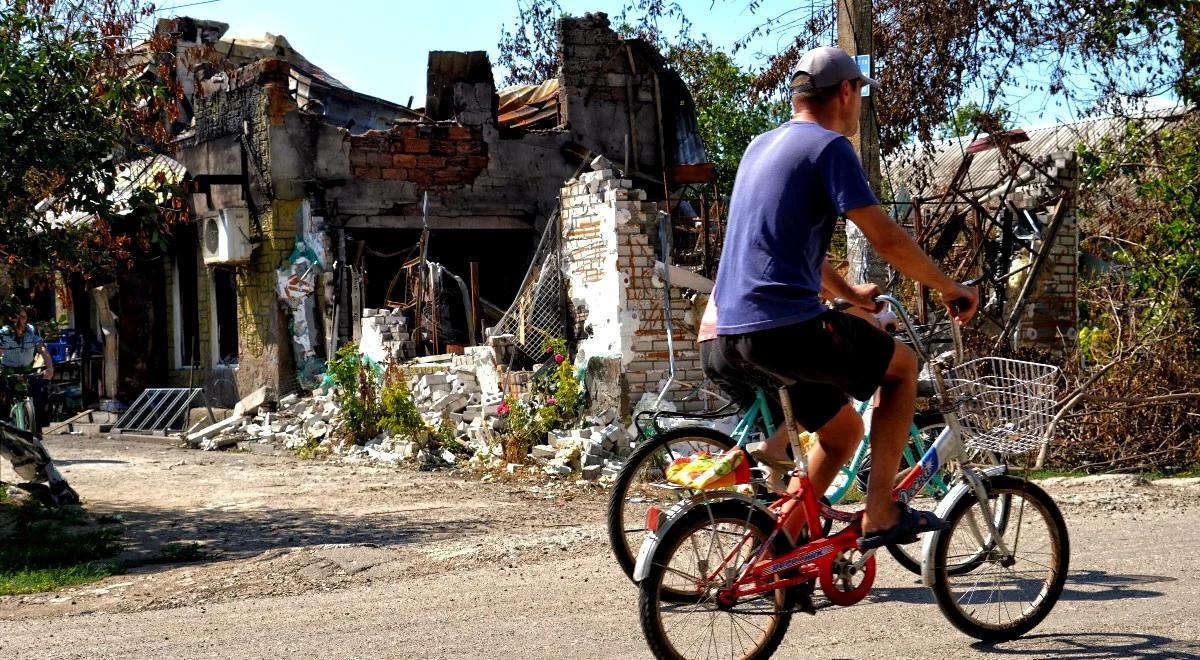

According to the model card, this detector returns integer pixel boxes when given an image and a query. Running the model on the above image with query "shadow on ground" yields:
[95,501,494,568]
[974,632,1200,659]
[866,569,1172,606]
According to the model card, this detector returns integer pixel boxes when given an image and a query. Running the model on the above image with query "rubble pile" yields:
[191,389,341,452]
[530,407,632,480]
[187,344,642,483]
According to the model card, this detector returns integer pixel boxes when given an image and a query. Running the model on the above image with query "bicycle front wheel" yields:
[885,413,1003,574]
[607,426,738,585]
[639,500,793,660]
[930,475,1069,642]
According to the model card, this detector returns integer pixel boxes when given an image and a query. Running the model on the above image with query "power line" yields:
[154,0,223,13]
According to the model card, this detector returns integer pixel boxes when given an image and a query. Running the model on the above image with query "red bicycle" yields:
[634,296,1069,658]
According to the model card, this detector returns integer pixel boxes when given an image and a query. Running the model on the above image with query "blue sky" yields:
[164,0,801,106]
[158,0,1173,127]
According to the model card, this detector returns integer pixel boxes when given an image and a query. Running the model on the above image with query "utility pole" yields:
[837,0,890,287]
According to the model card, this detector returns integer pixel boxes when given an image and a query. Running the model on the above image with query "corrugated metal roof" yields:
[886,107,1192,201]
[497,80,561,130]
[46,155,187,227]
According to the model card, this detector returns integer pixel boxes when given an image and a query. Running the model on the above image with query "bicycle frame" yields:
[680,296,1015,604]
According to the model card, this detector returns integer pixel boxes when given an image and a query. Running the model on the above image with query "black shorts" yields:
[706,311,896,432]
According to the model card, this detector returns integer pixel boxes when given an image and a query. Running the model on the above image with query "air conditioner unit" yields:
[202,208,252,266]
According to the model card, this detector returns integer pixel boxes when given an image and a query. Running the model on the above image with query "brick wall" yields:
[348,123,488,190]
[560,167,707,413]
[181,59,292,399]
[557,13,666,177]
[1010,151,1079,354]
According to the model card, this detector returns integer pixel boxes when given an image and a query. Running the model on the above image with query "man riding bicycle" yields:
[0,305,55,435]
[705,46,977,550]
[0,303,78,506]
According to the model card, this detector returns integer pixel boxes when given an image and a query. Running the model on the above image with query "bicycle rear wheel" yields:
[639,500,793,660]
[607,426,738,585]
[930,475,1069,642]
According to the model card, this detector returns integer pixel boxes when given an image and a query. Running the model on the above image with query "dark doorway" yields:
[113,264,169,402]
[175,228,201,367]
[212,268,239,364]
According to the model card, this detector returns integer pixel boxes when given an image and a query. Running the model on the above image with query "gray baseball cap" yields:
[790,46,879,91]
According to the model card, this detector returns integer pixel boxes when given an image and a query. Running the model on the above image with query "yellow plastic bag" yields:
[664,449,748,490]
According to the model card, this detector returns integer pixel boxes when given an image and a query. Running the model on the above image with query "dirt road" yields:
[1,435,1199,659]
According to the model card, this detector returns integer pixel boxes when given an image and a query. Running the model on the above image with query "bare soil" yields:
[2,435,1200,659]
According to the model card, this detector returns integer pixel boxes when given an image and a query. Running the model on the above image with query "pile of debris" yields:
[182,344,651,482]
[184,386,341,452]
[528,407,632,480]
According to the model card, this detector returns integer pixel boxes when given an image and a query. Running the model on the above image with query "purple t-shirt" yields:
[714,121,878,334]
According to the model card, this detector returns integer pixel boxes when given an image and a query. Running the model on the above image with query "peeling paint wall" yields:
[560,168,706,413]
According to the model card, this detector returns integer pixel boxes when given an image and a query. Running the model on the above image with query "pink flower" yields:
[547,397,557,406]
[497,401,511,415]
[554,353,565,364]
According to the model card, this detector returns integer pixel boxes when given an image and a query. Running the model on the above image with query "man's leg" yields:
[773,403,861,544]
[861,338,919,534]
[30,377,48,438]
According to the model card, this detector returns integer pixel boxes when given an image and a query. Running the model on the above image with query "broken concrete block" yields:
[582,465,602,481]
[582,452,605,468]
[531,444,557,460]
[543,463,572,476]
[233,386,272,417]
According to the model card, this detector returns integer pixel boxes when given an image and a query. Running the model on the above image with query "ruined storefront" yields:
[156,12,708,406]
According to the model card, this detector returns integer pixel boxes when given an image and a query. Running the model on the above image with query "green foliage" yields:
[0,564,123,596]
[0,3,184,283]
[379,367,425,440]
[936,102,1015,140]
[1049,113,1200,472]
[0,498,125,595]
[499,338,585,463]
[294,434,329,460]
[427,419,465,454]
[668,40,789,193]
[325,343,381,445]
[1078,117,1200,319]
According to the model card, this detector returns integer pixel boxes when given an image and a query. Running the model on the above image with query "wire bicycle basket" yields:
[946,357,1059,455]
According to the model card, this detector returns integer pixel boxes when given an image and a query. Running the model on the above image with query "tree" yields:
[0,1,183,289]
[496,0,563,87]
[936,103,1015,140]
[742,0,1199,159]
[669,40,787,192]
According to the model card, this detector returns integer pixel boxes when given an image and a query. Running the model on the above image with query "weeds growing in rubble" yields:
[326,343,381,444]
[380,365,425,439]
[500,338,585,464]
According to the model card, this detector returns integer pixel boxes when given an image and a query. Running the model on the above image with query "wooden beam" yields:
[341,216,534,231]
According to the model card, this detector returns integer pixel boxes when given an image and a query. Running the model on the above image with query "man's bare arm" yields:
[820,258,879,310]
[843,205,977,321]
[37,343,54,380]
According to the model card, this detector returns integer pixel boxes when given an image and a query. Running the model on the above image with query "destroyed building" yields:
[144,12,709,407]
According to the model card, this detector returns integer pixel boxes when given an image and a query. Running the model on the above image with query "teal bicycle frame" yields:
[724,388,952,504]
